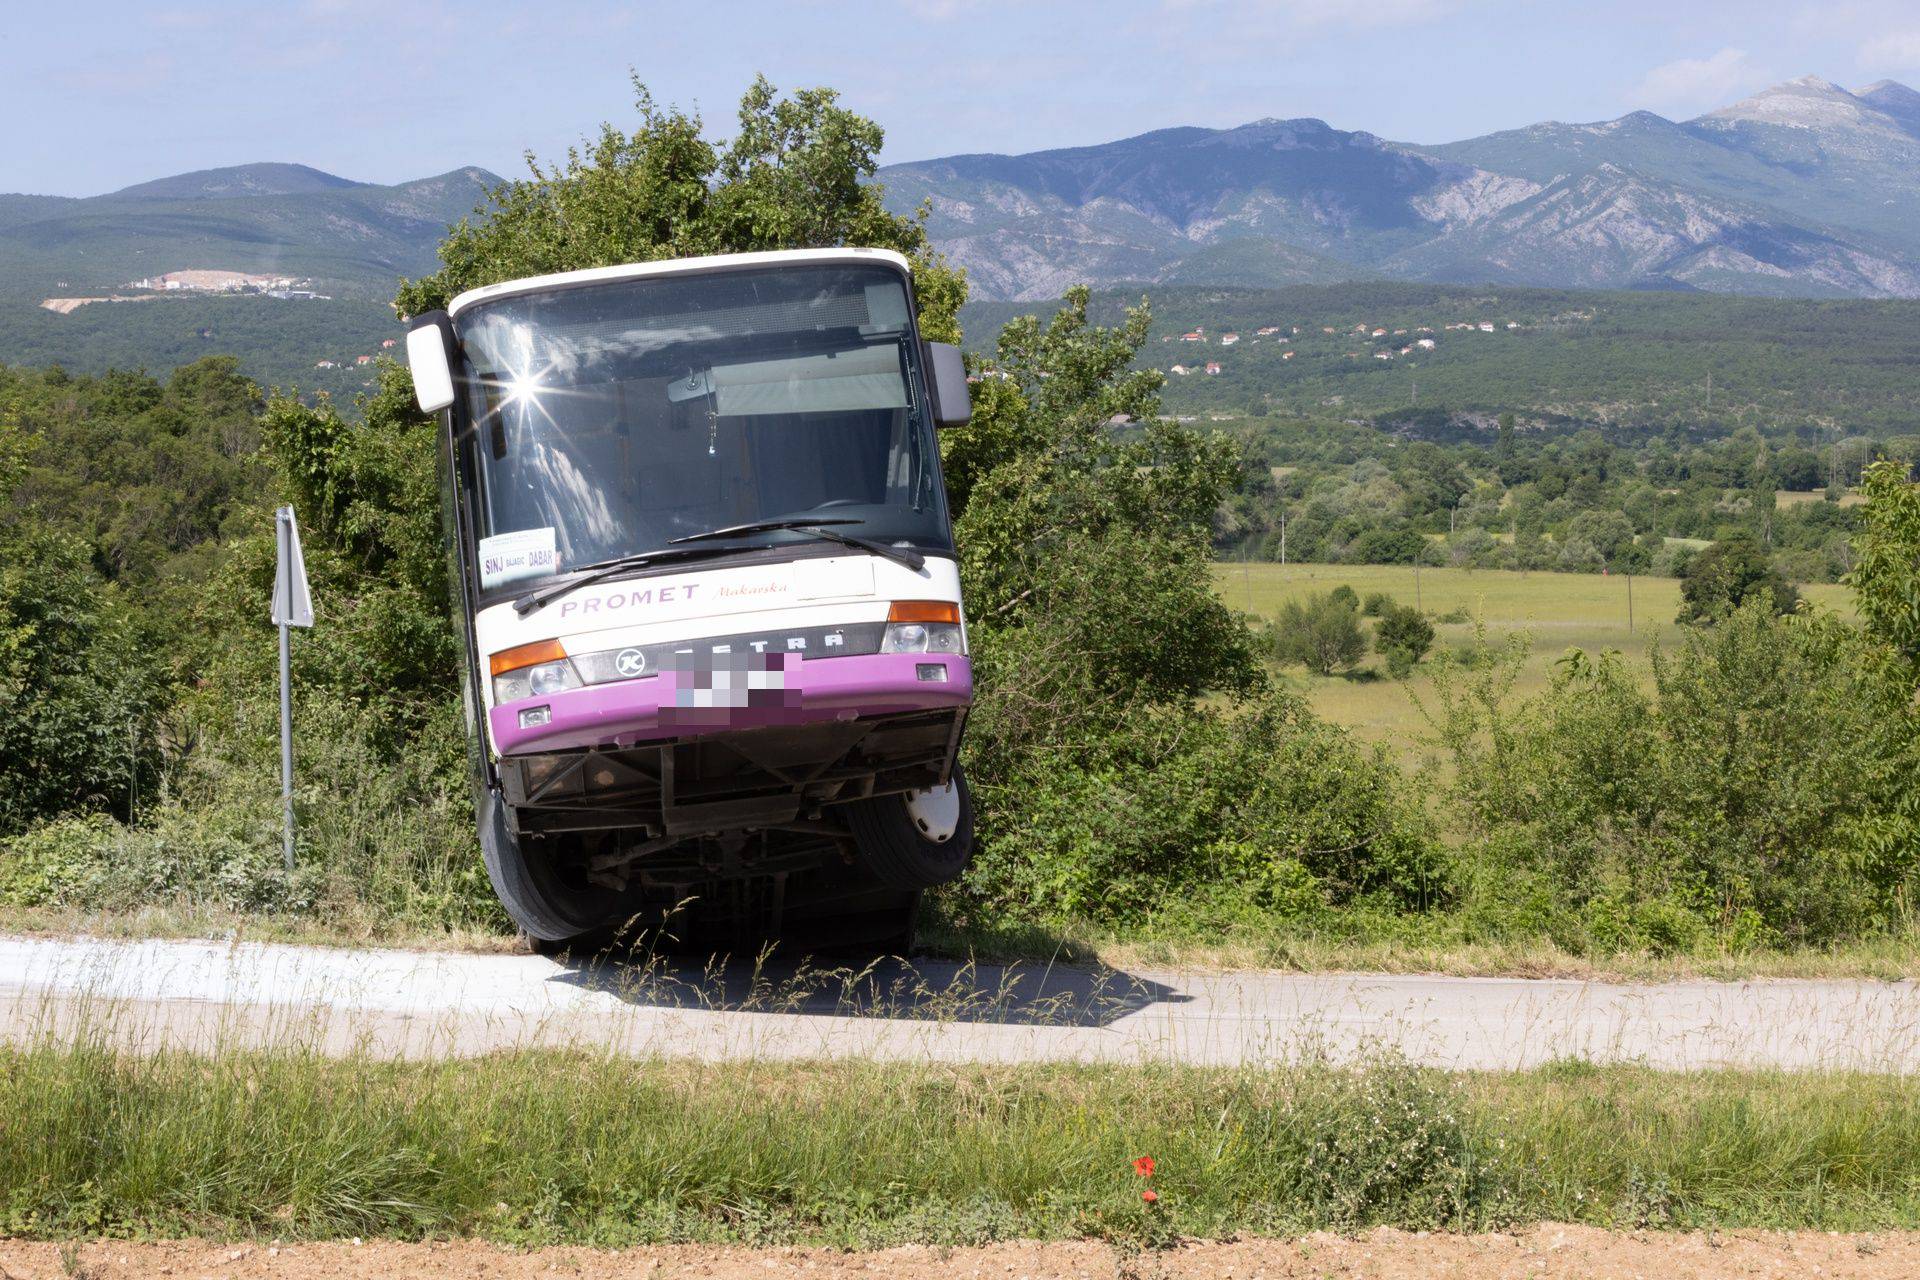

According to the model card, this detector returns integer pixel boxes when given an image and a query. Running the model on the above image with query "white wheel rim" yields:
[903,781,961,843]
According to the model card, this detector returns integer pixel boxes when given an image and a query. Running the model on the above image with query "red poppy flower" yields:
[1141,1189,1159,1204]
[1133,1156,1156,1177]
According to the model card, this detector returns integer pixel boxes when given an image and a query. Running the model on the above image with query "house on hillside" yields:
[381,338,397,349]
[1281,350,1296,360]
[1170,364,1192,376]
[1506,322,1519,329]
[315,360,338,369]
[1478,322,1495,332]
[1181,331,1204,342]
[1373,351,1392,360]
[1220,333,1239,346]
[1256,325,1280,336]
[1417,338,1436,350]
[1204,361,1222,375]
[1371,328,1388,337]
[354,354,373,365]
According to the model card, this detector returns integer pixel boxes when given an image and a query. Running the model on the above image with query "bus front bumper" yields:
[488,652,972,757]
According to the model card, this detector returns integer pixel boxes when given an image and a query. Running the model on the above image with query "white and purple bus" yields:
[406,248,975,950]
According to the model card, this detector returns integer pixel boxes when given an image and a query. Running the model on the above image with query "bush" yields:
[1373,603,1436,669]
[1272,591,1368,675]
[1361,591,1393,616]
[1678,534,1798,623]
[960,692,1442,924]
[1425,603,1919,946]
[0,529,167,836]
[1347,527,1426,564]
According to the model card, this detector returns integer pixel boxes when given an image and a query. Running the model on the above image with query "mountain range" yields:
[877,75,1920,300]
[3,75,1920,310]
[0,164,500,302]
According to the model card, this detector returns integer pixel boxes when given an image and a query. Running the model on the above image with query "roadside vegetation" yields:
[3,76,1920,976]
[3,1037,1919,1244]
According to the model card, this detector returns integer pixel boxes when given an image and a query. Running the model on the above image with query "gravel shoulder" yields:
[4,1228,1917,1279]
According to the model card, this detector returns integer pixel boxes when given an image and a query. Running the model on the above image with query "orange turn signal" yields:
[887,600,961,624]
[489,638,568,677]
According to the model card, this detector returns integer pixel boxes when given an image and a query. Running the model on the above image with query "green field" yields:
[1213,563,1852,762]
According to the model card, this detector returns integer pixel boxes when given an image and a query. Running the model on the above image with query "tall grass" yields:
[2,1034,1916,1245]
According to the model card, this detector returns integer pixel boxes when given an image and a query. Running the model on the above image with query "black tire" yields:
[844,765,976,891]
[477,787,645,946]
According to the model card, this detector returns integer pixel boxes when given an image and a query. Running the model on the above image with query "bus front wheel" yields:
[478,787,641,947]
[845,766,976,891]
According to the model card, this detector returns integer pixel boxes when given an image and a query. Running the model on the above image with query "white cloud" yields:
[1859,29,1920,73]
[1631,47,1765,114]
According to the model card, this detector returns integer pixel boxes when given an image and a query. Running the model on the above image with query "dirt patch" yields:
[3,1227,1916,1279]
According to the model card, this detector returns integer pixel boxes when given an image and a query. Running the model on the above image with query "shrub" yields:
[1272,591,1367,675]
[1678,534,1797,624]
[1347,527,1426,564]
[960,692,1442,924]
[1361,591,1393,617]
[1373,603,1436,670]
[1425,603,1919,946]
[0,529,167,836]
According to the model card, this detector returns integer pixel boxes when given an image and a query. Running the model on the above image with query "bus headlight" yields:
[881,622,965,655]
[489,640,582,703]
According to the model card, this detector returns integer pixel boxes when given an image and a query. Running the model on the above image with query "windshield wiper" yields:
[669,518,926,572]
[511,544,767,616]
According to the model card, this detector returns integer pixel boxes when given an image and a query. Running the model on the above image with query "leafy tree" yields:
[1678,534,1799,623]
[1374,602,1435,673]
[1348,526,1426,564]
[396,76,964,342]
[1273,591,1367,676]
[1850,460,1920,674]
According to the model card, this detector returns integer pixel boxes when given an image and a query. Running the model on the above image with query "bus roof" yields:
[445,247,915,319]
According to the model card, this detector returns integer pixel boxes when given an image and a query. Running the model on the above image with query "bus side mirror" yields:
[924,341,971,428]
[408,311,457,414]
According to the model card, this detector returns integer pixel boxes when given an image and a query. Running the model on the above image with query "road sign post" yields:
[271,506,314,871]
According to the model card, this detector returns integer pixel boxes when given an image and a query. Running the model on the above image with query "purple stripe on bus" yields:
[488,653,973,756]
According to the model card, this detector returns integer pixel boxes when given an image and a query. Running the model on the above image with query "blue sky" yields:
[9,0,1920,195]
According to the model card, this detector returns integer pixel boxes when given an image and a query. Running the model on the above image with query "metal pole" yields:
[277,516,295,871]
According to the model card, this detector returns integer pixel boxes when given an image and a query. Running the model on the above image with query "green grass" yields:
[1212,562,1851,760]
[2,1035,1917,1245]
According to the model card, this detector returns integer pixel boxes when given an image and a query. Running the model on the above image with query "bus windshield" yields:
[452,262,951,598]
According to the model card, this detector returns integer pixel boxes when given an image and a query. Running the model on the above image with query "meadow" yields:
[1213,562,1852,765]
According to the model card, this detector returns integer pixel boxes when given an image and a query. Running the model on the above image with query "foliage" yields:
[1373,602,1435,675]
[1425,602,1918,948]
[1677,534,1799,624]
[961,692,1441,924]
[1850,460,1920,673]
[1271,591,1367,675]
[0,528,166,837]
[396,76,964,342]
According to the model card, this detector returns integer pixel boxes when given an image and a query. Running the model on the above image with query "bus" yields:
[406,248,975,951]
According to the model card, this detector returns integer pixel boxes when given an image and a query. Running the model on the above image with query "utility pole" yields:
[1626,571,1634,632]
[1279,508,1287,567]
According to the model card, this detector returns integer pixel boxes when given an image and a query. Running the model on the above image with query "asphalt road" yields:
[3,933,1916,1071]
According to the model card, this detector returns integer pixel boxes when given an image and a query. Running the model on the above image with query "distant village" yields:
[125,269,329,300]
[40,268,331,313]
[1163,316,1521,377]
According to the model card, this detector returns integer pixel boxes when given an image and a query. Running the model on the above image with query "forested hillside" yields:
[962,282,1920,434]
